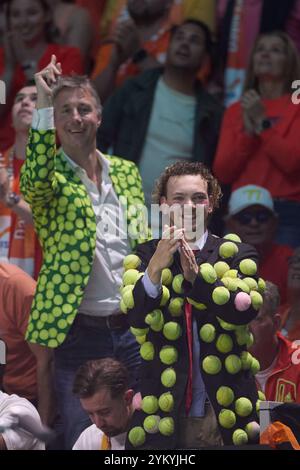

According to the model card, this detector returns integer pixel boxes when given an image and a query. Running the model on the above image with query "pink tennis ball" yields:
[234,292,251,311]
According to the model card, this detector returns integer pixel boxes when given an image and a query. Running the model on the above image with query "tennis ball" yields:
[243,277,258,291]
[218,409,236,429]
[222,277,239,292]
[158,392,174,412]
[160,285,170,306]
[163,322,182,341]
[256,399,261,414]
[199,263,217,284]
[140,341,155,361]
[223,233,242,243]
[224,269,238,278]
[130,327,149,337]
[250,291,263,310]
[214,261,230,278]
[122,269,140,286]
[123,287,135,309]
[216,334,233,353]
[225,354,242,374]
[136,334,147,345]
[257,277,266,293]
[145,309,163,326]
[217,317,236,331]
[235,397,253,417]
[232,429,248,446]
[172,274,184,295]
[239,259,257,276]
[120,299,128,314]
[120,283,134,295]
[251,357,260,375]
[161,368,176,387]
[159,345,178,365]
[142,396,159,414]
[235,326,250,346]
[168,297,184,317]
[240,351,253,370]
[234,292,251,311]
[150,315,165,332]
[143,415,160,434]
[236,279,250,293]
[246,332,254,348]
[162,268,173,286]
[212,286,230,305]
[199,324,216,343]
[245,421,260,441]
[216,386,235,407]
[202,355,222,375]
[158,417,174,436]
[186,297,207,310]
[128,426,146,447]
[219,241,238,259]
[258,391,266,401]
[123,254,141,271]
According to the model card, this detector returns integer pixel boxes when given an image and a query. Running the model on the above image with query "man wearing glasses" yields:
[226,185,293,306]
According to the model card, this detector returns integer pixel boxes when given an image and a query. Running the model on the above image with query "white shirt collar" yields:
[60,148,110,182]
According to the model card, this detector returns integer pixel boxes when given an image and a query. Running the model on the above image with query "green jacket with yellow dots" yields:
[20,128,148,348]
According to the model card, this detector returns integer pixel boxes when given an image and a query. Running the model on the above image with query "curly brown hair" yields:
[152,161,222,210]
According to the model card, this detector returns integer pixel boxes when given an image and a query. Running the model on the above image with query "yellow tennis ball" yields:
[250,291,263,310]
[243,277,258,291]
[223,233,242,243]
[245,421,260,441]
[130,327,149,337]
[202,355,222,375]
[122,269,140,286]
[251,357,260,374]
[143,415,160,434]
[219,241,238,259]
[160,285,170,306]
[199,263,217,284]
[136,334,147,345]
[212,286,230,305]
[221,277,239,292]
[236,279,250,293]
[142,396,159,414]
[256,399,261,414]
[123,287,135,309]
[158,417,174,436]
[232,429,248,446]
[216,334,233,353]
[257,277,266,293]
[123,254,141,271]
[216,386,235,407]
[172,274,184,294]
[168,297,184,317]
[150,315,165,332]
[199,324,216,343]
[161,268,173,286]
[163,322,182,341]
[224,269,238,278]
[158,392,174,412]
[128,426,146,447]
[145,309,163,326]
[240,351,253,370]
[120,299,128,314]
[225,354,242,374]
[161,368,176,387]
[235,397,253,417]
[187,297,207,310]
[159,345,178,365]
[214,261,230,278]
[246,332,254,348]
[217,317,237,331]
[258,391,266,401]
[140,341,155,361]
[218,409,236,429]
[235,326,250,346]
[239,259,257,276]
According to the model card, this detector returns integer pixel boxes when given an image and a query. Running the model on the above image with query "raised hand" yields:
[35,55,62,109]
[111,19,141,66]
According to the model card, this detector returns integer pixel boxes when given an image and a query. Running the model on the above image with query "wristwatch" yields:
[6,192,21,208]
[255,118,272,134]
[132,48,148,64]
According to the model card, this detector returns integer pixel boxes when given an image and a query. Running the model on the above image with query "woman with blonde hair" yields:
[214,31,300,248]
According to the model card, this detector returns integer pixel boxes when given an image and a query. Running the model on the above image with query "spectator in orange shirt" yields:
[0,263,55,426]
[249,281,300,403]
[225,185,293,305]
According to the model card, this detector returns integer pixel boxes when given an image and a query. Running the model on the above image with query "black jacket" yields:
[97,68,223,168]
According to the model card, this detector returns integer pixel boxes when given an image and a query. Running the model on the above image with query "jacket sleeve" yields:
[213,103,260,184]
[186,244,261,325]
[20,129,57,208]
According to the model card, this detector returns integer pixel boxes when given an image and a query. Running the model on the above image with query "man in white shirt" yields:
[72,358,136,450]
[20,56,147,448]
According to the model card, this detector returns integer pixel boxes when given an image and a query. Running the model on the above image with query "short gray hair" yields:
[52,75,102,117]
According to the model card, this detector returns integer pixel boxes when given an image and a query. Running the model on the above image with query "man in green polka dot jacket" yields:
[20,55,148,449]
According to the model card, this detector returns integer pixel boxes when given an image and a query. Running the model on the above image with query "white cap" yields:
[228,185,274,216]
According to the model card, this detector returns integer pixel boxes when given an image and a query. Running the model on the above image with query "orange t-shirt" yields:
[0,263,37,400]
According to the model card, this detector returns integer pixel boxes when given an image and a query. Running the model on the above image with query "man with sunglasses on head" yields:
[226,185,293,306]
